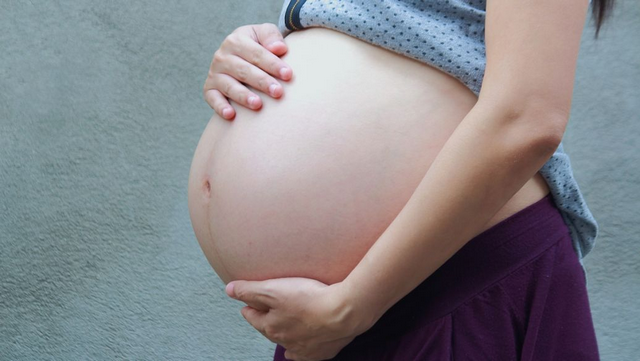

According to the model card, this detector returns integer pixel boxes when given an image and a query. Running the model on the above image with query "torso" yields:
[188,28,550,285]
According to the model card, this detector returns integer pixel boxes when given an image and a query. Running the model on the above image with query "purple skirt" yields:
[273,194,599,360]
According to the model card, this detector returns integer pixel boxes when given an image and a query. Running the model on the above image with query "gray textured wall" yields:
[0,1,638,360]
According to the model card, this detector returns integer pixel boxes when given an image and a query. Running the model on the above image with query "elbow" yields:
[528,103,568,152]
[481,100,568,161]
[473,95,569,161]
[516,110,567,162]
[476,89,570,160]
[536,127,563,154]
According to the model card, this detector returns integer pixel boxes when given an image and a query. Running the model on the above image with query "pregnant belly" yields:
[188,28,549,285]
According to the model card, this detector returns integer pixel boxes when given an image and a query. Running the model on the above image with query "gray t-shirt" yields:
[276,0,598,282]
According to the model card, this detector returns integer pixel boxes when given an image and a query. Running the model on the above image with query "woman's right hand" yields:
[204,23,293,121]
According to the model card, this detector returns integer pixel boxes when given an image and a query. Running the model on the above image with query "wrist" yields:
[329,281,380,337]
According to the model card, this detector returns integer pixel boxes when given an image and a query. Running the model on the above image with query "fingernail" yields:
[269,40,285,48]
[222,107,232,118]
[269,84,278,96]
[279,67,290,79]
[226,282,235,298]
[248,96,258,108]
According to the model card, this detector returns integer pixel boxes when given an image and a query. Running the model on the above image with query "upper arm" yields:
[478,0,590,119]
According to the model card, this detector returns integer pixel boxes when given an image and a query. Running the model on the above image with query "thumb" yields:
[226,280,272,312]
[254,23,288,56]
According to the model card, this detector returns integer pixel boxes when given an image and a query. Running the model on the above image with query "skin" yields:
[203,23,293,120]
[202,0,590,359]
[191,27,551,287]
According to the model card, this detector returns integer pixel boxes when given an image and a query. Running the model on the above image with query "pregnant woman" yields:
[189,0,611,360]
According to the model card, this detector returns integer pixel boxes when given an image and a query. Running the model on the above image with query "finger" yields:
[253,23,288,56]
[204,89,235,120]
[211,73,263,111]
[218,53,285,99]
[240,306,269,335]
[228,280,277,311]
[224,31,292,82]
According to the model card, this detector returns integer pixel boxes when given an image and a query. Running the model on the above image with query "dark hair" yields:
[591,0,616,39]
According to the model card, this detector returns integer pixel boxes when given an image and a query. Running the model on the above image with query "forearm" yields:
[339,100,565,333]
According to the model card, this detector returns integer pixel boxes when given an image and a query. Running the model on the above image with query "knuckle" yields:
[206,70,215,84]
[205,70,215,84]
[259,22,272,33]
[234,287,246,299]
[223,82,234,97]
[205,75,218,91]
[236,65,249,82]
[269,332,284,344]
[270,60,282,73]
[257,77,268,90]
[250,47,262,65]
[204,79,214,94]
[263,324,276,338]
[263,22,278,33]
[208,73,218,85]
[247,25,259,41]
[234,25,248,33]
[262,284,276,296]
[212,49,224,63]
[219,38,230,52]
[224,33,239,48]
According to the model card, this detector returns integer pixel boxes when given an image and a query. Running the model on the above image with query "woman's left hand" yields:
[225,277,369,361]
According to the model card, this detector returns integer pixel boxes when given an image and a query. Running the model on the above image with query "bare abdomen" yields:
[187,28,548,285]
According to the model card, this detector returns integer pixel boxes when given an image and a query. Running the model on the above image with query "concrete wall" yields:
[1,1,637,360]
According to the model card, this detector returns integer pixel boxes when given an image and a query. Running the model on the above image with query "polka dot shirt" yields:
[277,0,598,278]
